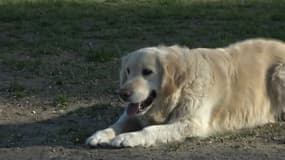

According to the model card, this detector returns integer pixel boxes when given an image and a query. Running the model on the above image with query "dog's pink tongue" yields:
[127,103,139,116]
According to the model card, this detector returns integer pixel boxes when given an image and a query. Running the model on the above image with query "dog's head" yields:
[119,46,187,116]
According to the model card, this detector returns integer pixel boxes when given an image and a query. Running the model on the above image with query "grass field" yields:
[0,0,285,159]
[1,0,285,100]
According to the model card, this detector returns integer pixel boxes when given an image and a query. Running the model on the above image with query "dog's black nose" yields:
[119,89,132,101]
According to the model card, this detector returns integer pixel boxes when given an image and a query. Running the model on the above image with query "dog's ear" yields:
[160,51,187,96]
[119,54,129,86]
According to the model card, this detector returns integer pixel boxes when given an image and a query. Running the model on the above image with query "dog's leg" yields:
[86,111,142,147]
[269,63,285,121]
[110,121,192,147]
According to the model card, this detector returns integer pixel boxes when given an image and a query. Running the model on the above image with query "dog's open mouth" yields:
[127,90,157,116]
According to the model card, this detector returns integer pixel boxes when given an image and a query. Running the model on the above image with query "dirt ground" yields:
[0,104,285,160]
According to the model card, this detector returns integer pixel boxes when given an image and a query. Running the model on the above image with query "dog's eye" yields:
[126,68,130,74]
[142,68,153,76]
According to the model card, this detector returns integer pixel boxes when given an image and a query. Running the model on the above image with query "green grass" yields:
[8,80,28,98]
[85,47,121,62]
[0,0,285,102]
[54,94,69,109]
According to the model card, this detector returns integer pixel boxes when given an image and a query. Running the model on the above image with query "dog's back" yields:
[205,39,285,134]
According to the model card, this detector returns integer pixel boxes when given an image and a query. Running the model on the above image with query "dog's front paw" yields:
[111,132,150,147]
[86,128,115,147]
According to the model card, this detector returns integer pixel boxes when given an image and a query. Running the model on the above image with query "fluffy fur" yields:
[86,38,285,147]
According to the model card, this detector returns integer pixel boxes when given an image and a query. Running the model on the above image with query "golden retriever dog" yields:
[86,38,285,147]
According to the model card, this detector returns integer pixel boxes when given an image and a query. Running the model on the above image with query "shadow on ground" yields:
[0,103,122,148]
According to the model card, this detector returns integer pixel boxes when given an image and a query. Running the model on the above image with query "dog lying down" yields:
[86,38,285,147]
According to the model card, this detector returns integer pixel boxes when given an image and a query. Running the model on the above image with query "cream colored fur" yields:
[86,38,285,147]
